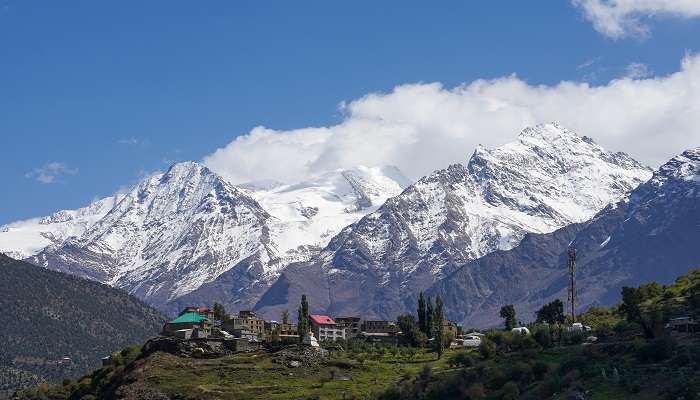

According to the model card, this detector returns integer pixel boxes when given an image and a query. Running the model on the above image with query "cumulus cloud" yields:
[26,162,78,184]
[572,0,700,39]
[204,54,700,184]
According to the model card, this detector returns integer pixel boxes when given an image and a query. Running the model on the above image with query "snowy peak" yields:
[0,195,120,260]
[31,160,275,304]
[322,122,651,277]
[248,165,410,256]
[653,147,700,184]
[467,123,652,227]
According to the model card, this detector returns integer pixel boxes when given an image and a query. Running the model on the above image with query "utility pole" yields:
[567,246,577,323]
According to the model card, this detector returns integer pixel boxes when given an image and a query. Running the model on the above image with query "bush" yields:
[467,382,486,399]
[448,351,474,368]
[539,374,562,397]
[533,326,552,348]
[533,361,549,380]
[513,334,539,350]
[488,367,508,390]
[500,381,520,400]
[479,339,497,359]
[509,361,534,384]
[635,336,676,363]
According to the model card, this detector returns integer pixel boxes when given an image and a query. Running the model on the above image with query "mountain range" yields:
[253,123,653,321]
[428,147,700,326]
[1,162,408,313]
[3,122,697,327]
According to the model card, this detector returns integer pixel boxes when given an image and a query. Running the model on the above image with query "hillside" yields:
[0,254,165,396]
[15,268,700,400]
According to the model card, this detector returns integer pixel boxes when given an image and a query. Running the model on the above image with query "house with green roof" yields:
[163,311,211,338]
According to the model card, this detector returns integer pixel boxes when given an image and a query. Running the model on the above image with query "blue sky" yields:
[2,0,700,223]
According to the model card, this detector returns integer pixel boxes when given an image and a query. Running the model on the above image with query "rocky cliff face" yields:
[254,123,652,320]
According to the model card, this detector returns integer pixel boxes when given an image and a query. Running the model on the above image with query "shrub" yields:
[533,361,549,380]
[539,374,562,397]
[449,351,474,368]
[467,382,486,399]
[558,354,587,375]
[513,334,539,350]
[488,367,508,390]
[635,336,676,363]
[509,361,534,384]
[533,326,552,348]
[500,381,520,400]
[479,338,497,359]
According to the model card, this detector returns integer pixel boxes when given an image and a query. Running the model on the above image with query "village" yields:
[159,304,473,351]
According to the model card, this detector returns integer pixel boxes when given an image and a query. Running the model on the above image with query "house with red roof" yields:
[309,314,346,341]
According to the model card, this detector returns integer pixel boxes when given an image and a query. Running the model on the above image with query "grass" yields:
[126,348,451,400]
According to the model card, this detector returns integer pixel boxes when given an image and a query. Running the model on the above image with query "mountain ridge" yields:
[253,123,653,320]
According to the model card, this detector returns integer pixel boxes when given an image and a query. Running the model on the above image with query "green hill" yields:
[0,254,166,397]
[13,268,700,400]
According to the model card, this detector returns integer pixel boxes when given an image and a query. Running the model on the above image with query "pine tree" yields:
[434,295,445,359]
[212,302,226,321]
[426,297,434,339]
[417,292,426,335]
[298,294,310,342]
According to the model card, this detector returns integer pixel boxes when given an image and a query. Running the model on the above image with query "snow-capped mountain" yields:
[254,123,653,320]
[429,147,700,327]
[11,161,409,312]
[30,162,277,305]
[161,165,410,313]
[0,196,120,260]
[248,165,411,259]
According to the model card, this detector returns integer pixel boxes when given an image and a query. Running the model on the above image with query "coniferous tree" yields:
[298,294,310,342]
[426,297,434,338]
[213,302,226,321]
[417,292,426,335]
[434,295,445,359]
[281,309,290,325]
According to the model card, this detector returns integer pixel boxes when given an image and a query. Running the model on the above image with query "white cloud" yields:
[26,162,78,184]
[572,0,700,39]
[118,137,149,147]
[624,62,653,79]
[204,54,700,184]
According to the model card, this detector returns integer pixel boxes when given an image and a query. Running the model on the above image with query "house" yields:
[359,332,399,345]
[222,310,266,339]
[277,322,298,336]
[361,320,399,334]
[163,312,211,338]
[438,320,462,337]
[309,315,346,341]
[335,316,362,338]
[180,306,215,321]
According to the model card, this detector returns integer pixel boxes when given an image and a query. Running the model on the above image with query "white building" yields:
[309,314,346,341]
